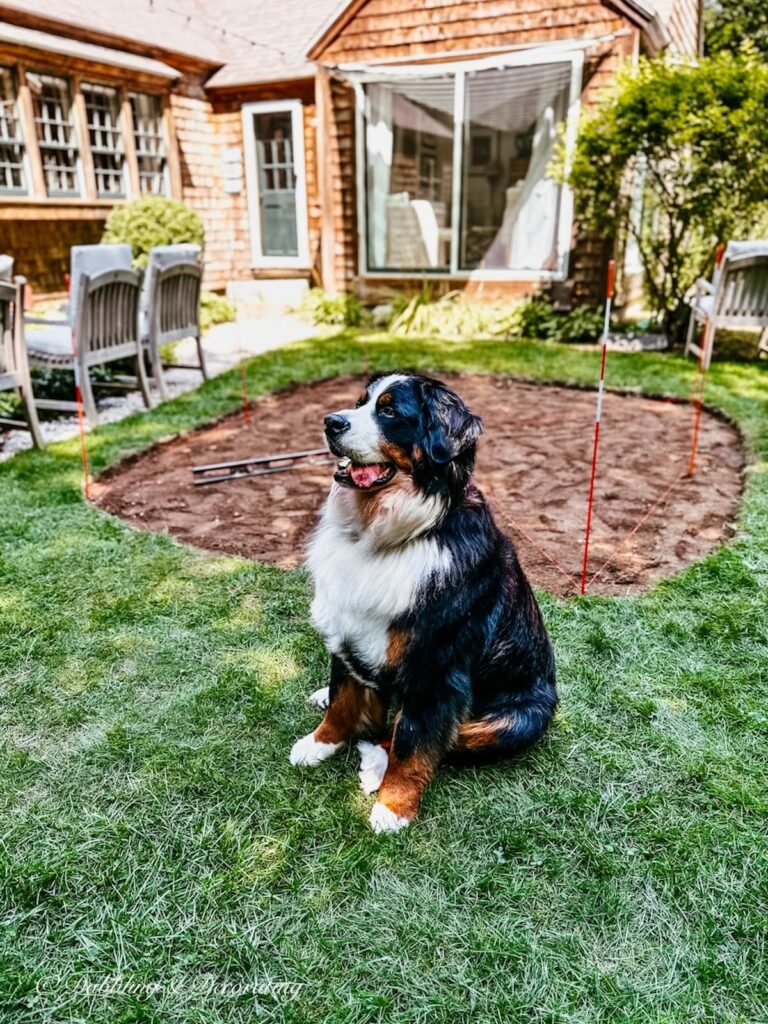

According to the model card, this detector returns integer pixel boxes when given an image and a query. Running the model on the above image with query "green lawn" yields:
[1,334,767,1024]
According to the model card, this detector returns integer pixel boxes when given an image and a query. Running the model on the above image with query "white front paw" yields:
[308,686,330,709]
[357,741,389,794]
[289,732,342,767]
[369,801,411,833]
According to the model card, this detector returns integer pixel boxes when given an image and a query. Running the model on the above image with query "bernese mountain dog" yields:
[290,372,557,832]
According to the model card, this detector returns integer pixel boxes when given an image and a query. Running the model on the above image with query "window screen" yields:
[82,83,125,198]
[129,92,168,195]
[0,66,26,194]
[27,72,80,196]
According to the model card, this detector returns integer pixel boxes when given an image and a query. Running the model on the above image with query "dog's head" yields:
[324,373,483,501]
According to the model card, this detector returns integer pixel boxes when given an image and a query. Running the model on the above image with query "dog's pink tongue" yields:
[350,463,385,488]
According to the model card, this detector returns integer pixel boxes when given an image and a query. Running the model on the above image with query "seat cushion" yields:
[25,323,73,358]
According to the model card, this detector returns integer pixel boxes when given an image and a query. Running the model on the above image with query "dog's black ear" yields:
[421,381,483,465]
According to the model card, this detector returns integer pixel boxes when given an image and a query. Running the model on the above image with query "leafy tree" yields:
[564,53,768,337]
[704,0,768,58]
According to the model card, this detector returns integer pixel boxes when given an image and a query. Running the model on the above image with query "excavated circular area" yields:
[94,373,745,596]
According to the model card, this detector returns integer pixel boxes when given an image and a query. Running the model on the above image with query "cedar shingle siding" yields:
[0,0,700,303]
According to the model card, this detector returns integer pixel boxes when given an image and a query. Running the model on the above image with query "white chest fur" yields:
[307,486,451,674]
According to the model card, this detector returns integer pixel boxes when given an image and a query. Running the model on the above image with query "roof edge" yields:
[0,3,223,71]
[307,0,669,62]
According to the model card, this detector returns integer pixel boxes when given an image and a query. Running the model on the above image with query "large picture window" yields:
[360,55,581,278]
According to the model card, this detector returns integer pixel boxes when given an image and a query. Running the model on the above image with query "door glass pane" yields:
[253,111,298,258]
[364,78,454,272]
[460,62,572,272]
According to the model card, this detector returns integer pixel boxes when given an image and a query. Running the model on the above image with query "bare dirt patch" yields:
[93,374,745,596]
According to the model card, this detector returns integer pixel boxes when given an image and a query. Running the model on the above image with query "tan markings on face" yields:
[453,714,516,752]
[380,439,413,474]
[385,628,411,667]
[377,392,392,406]
[314,679,385,744]
[376,726,436,822]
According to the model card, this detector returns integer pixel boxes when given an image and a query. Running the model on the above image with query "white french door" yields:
[242,100,309,268]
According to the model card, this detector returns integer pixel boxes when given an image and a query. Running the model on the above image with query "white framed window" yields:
[129,92,169,196]
[241,100,310,269]
[0,65,27,195]
[82,83,126,198]
[354,49,584,281]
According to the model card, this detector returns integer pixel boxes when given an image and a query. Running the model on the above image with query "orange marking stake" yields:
[580,258,615,596]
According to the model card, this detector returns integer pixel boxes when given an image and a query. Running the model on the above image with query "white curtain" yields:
[365,84,393,269]
[507,105,560,270]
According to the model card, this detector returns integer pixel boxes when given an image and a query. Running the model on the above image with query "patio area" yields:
[0,310,322,460]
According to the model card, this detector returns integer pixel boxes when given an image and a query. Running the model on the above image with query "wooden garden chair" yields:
[26,267,151,424]
[145,258,207,400]
[685,242,768,367]
[0,276,44,447]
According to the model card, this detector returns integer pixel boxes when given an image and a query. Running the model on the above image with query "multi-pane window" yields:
[129,92,168,196]
[0,66,26,194]
[27,72,80,196]
[82,83,125,198]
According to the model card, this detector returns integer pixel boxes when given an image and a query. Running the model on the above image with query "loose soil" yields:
[94,374,745,596]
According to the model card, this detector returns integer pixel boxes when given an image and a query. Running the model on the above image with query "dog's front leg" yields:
[290,657,385,767]
[369,710,448,832]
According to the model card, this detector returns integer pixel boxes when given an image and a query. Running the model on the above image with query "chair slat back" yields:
[70,244,132,318]
[714,254,768,328]
[74,268,141,358]
[140,245,201,340]
[152,262,202,341]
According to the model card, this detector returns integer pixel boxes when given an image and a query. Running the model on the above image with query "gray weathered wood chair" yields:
[146,260,207,400]
[26,268,151,424]
[685,243,768,367]
[0,276,44,447]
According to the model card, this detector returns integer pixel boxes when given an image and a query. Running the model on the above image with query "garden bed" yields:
[94,373,745,596]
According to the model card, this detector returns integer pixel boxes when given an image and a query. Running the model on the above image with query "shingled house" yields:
[0,0,701,306]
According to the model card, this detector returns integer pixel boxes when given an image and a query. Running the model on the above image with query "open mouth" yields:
[334,457,396,490]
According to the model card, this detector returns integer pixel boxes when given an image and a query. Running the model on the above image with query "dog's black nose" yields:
[324,413,350,438]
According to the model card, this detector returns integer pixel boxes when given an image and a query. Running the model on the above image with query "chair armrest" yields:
[24,314,71,326]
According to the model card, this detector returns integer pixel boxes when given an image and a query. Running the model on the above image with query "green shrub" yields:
[102,197,205,269]
[388,290,520,339]
[386,290,603,344]
[296,288,367,327]
[200,290,236,334]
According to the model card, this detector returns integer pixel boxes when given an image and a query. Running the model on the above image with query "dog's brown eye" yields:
[379,406,396,419]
